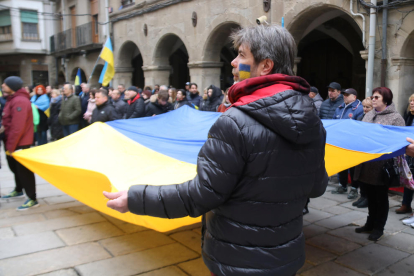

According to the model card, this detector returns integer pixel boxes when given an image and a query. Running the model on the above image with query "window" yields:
[20,10,39,40]
[121,0,135,9]
[0,9,12,41]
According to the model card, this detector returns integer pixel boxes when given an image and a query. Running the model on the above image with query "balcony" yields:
[50,22,101,55]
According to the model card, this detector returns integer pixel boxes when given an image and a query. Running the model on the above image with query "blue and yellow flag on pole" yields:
[98,37,115,86]
[74,68,82,86]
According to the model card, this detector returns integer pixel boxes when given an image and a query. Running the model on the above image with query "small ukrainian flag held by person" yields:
[98,37,115,86]
[74,68,82,85]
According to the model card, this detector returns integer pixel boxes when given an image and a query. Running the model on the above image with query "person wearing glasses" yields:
[353,87,405,241]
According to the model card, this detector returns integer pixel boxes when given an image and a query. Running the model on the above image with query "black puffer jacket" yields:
[319,94,344,119]
[200,85,222,112]
[90,101,119,123]
[125,94,145,119]
[48,96,63,140]
[145,99,173,116]
[128,75,328,276]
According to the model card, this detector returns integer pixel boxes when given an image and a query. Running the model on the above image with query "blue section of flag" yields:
[239,64,251,72]
[99,62,108,84]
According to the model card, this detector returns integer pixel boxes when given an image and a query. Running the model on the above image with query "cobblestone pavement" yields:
[1,152,414,276]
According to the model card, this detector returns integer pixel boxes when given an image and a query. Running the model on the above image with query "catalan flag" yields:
[98,37,115,86]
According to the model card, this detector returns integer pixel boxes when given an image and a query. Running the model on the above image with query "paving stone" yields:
[36,186,66,198]
[308,197,339,210]
[306,233,361,255]
[305,244,337,265]
[321,192,353,203]
[0,197,32,210]
[192,227,202,235]
[315,211,367,229]
[336,244,409,275]
[177,257,212,276]
[0,201,83,219]
[340,201,369,212]
[297,261,314,274]
[300,261,365,276]
[169,230,202,254]
[68,205,95,214]
[139,266,187,276]
[0,231,65,260]
[103,214,147,233]
[13,212,106,236]
[56,221,124,245]
[375,255,414,276]
[384,211,409,233]
[328,226,374,245]
[44,195,76,205]
[303,220,311,226]
[378,232,414,253]
[0,242,111,276]
[38,268,78,276]
[76,243,198,276]
[322,205,352,215]
[402,225,414,235]
[0,213,46,228]
[303,208,334,223]
[303,224,329,239]
[99,230,175,256]
[44,210,78,220]
[0,227,14,239]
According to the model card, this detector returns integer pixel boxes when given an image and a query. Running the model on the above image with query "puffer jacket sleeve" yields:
[128,114,246,218]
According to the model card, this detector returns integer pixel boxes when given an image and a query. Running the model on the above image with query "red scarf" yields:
[228,74,310,108]
[128,93,140,105]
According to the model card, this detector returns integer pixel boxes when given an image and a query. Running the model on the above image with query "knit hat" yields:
[310,86,319,94]
[127,86,139,94]
[4,76,23,92]
[142,90,152,99]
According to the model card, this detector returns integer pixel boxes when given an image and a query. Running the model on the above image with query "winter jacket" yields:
[332,99,364,120]
[187,92,202,108]
[312,93,323,114]
[200,85,222,112]
[319,94,344,119]
[91,101,120,123]
[125,94,145,119]
[3,88,34,152]
[58,94,81,126]
[404,111,414,126]
[48,96,63,140]
[83,99,96,123]
[128,74,328,276]
[112,98,127,118]
[145,99,173,116]
[174,98,192,110]
[354,103,405,186]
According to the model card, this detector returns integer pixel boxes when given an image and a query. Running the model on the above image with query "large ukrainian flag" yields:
[12,106,414,232]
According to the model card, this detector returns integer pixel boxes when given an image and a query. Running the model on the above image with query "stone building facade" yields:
[52,0,414,113]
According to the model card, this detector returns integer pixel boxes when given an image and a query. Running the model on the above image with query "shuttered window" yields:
[21,10,39,40]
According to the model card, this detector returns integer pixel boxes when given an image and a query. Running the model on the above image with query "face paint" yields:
[239,64,251,80]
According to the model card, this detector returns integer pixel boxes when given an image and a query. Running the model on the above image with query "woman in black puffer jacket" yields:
[200,85,223,112]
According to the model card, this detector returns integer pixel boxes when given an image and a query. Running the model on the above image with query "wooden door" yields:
[70,6,76,47]
[90,0,99,43]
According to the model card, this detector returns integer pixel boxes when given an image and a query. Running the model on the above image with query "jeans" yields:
[6,145,36,200]
[402,187,414,207]
[62,124,79,137]
[36,130,47,146]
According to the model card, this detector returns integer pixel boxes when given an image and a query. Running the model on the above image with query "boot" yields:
[357,197,368,208]
[352,197,364,206]
[355,216,373,233]
[395,205,412,214]
[368,229,384,241]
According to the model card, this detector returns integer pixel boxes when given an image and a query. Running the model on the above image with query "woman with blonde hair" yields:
[168,88,177,104]
[356,97,373,121]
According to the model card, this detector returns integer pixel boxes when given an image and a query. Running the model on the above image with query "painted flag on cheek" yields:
[239,64,251,80]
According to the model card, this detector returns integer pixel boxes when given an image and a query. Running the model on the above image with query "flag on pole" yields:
[74,68,82,86]
[98,37,115,86]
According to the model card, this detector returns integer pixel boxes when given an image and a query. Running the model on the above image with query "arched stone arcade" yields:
[114,40,144,88]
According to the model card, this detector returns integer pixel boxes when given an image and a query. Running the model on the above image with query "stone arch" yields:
[70,67,86,84]
[115,40,144,88]
[90,64,104,87]
[57,70,66,86]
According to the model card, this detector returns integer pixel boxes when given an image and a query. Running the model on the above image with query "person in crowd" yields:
[48,89,63,141]
[141,90,152,108]
[30,86,36,97]
[331,88,364,198]
[24,85,32,94]
[46,85,52,99]
[354,87,405,241]
[107,87,114,98]
[185,82,191,98]
[144,86,152,92]
[104,24,328,276]
[397,94,414,217]
[152,84,160,95]
[200,85,222,112]
[150,85,167,102]
[356,97,373,121]
[31,85,50,146]
[111,89,127,118]
[174,89,192,110]
[118,84,126,100]
[187,83,202,108]
[319,82,344,119]
[146,89,173,116]
[83,89,96,123]
[308,86,323,113]
[91,89,119,123]
[217,88,231,112]
[125,86,145,119]
[199,88,208,110]
[58,83,81,137]
[1,76,38,210]
[168,87,177,104]
[79,83,90,129]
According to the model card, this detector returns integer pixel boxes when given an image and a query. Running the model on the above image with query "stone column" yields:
[293,57,302,76]
[188,61,223,95]
[114,67,134,88]
[391,57,414,114]
[142,65,171,87]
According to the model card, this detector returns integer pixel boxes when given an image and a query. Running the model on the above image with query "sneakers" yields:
[352,197,364,206]
[357,198,368,208]
[402,215,414,226]
[355,225,373,233]
[395,205,413,214]
[1,190,24,199]
[347,188,358,199]
[331,186,347,194]
[16,199,39,211]
[368,229,384,241]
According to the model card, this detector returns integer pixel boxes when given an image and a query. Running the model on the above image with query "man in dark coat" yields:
[187,83,202,108]
[200,84,222,112]
[111,89,127,118]
[91,89,120,123]
[124,86,145,119]
[104,25,328,276]
[1,76,38,210]
[79,83,90,129]
[174,89,192,110]
[319,82,344,119]
[145,90,173,116]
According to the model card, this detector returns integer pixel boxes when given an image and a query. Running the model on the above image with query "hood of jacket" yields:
[207,85,222,101]
[9,88,30,101]
[229,74,321,144]
[313,93,323,103]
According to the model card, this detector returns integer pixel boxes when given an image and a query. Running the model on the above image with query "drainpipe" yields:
[105,0,110,39]
[381,0,388,87]
[61,0,67,82]
[350,0,366,48]
[366,0,377,97]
